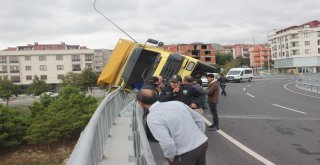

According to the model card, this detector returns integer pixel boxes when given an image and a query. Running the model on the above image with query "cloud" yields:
[1,0,320,49]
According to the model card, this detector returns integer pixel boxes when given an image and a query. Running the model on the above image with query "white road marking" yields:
[202,116,275,165]
[246,93,255,98]
[272,104,306,114]
[284,82,320,99]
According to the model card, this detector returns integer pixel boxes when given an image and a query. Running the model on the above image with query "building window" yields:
[57,74,64,80]
[305,41,310,46]
[304,32,310,38]
[318,48,320,54]
[39,56,46,61]
[56,55,63,60]
[85,64,92,69]
[205,57,211,61]
[25,56,31,61]
[201,45,207,49]
[57,65,64,70]
[72,64,81,71]
[0,66,7,73]
[318,40,320,45]
[305,49,311,54]
[2,75,8,80]
[40,75,47,80]
[25,66,31,71]
[11,76,20,82]
[205,51,211,55]
[318,31,320,37]
[72,55,80,61]
[26,75,32,80]
[0,56,7,63]
[10,66,19,73]
[67,46,79,50]
[9,56,19,63]
[40,65,47,71]
[85,54,93,61]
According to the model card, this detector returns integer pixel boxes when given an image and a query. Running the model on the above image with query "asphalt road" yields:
[203,77,320,165]
[151,77,320,165]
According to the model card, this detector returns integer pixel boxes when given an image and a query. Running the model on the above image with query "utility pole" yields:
[267,29,276,76]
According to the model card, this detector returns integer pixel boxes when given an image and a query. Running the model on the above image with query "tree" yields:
[63,72,83,89]
[81,68,98,93]
[27,75,49,96]
[236,56,250,67]
[0,105,29,148]
[0,78,15,106]
[25,86,98,147]
[215,51,233,65]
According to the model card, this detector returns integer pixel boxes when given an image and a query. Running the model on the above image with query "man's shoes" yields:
[207,125,219,131]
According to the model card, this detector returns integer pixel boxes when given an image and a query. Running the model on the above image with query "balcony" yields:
[9,61,19,63]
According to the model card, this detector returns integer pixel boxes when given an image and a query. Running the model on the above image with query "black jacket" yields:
[218,76,228,85]
[158,84,201,106]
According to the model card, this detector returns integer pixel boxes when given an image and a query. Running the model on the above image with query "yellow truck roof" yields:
[97,39,135,85]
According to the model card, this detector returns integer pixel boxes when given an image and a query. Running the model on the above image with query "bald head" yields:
[137,89,158,105]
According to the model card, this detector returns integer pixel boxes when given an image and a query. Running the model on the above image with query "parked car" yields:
[40,92,59,97]
[201,73,219,87]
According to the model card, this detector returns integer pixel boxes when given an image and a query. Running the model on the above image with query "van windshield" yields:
[228,71,241,75]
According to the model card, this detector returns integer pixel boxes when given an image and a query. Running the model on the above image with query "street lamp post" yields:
[268,53,271,76]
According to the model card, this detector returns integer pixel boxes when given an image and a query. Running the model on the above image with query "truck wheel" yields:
[239,78,242,83]
[248,77,252,82]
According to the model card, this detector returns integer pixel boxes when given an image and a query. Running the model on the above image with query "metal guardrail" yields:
[68,88,157,165]
[296,74,320,94]
[68,88,133,165]
[132,102,157,165]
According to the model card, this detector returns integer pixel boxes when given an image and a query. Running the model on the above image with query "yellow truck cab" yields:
[97,38,216,90]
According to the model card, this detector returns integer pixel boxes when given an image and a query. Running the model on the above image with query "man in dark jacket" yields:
[217,73,228,96]
[206,74,220,131]
[159,74,201,109]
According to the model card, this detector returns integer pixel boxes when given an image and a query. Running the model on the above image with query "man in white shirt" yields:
[137,89,208,165]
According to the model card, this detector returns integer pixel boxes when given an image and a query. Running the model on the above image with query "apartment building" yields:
[164,43,216,65]
[219,44,252,59]
[249,45,271,68]
[0,42,94,85]
[268,20,320,73]
[93,49,112,73]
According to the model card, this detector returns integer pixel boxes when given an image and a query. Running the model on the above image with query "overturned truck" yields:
[97,38,216,90]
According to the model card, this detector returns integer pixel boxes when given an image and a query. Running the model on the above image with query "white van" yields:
[226,68,253,82]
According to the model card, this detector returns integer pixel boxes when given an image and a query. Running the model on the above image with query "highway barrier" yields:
[296,74,320,94]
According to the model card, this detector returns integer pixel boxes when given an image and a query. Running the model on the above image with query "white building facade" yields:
[0,43,95,85]
[268,20,320,73]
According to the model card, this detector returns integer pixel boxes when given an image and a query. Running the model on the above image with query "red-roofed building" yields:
[268,20,320,73]
[0,42,111,85]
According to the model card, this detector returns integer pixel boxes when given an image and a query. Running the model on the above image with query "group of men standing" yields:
[137,73,227,165]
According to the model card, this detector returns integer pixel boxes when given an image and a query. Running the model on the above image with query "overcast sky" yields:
[1,0,319,50]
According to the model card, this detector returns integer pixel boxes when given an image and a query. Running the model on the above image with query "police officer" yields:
[159,74,201,109]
